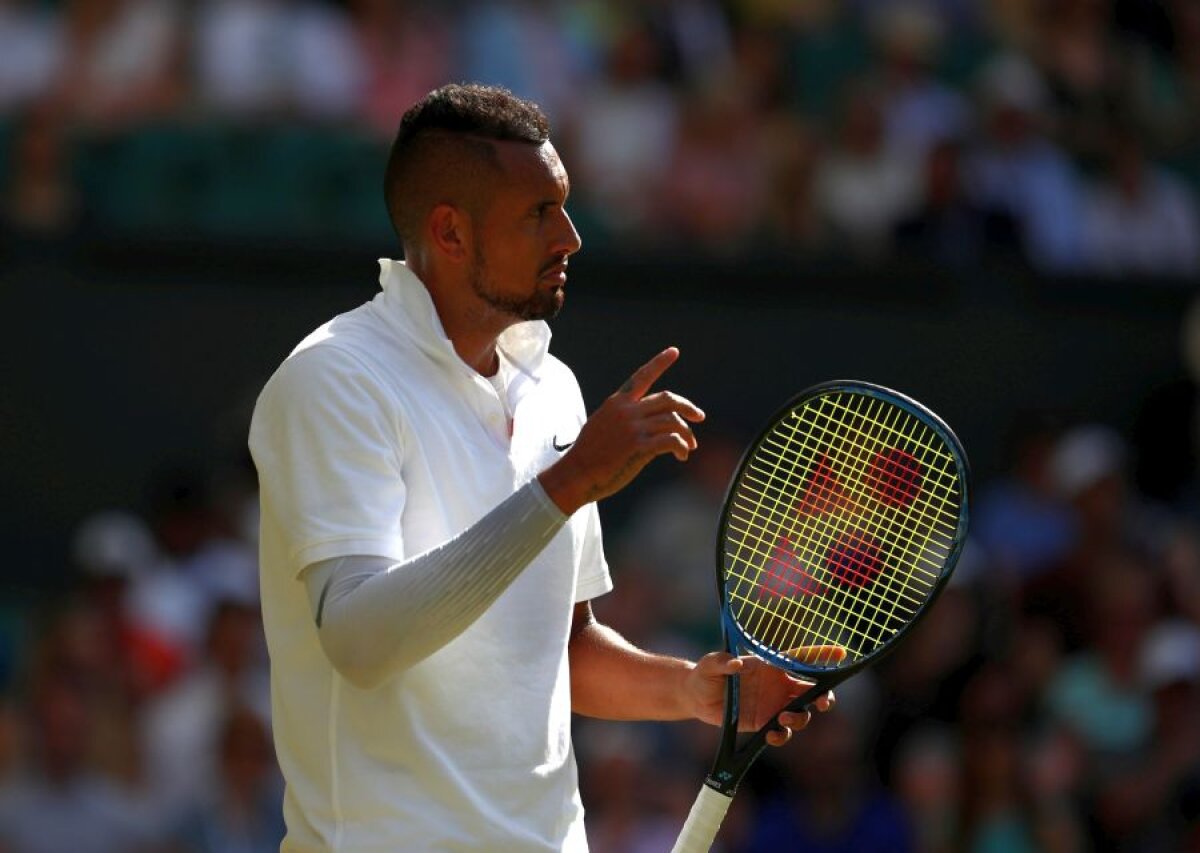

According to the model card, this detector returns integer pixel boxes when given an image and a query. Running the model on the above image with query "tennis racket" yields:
[671,381,970,853]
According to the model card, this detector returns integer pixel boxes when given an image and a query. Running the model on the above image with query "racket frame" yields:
[704,380,971,796]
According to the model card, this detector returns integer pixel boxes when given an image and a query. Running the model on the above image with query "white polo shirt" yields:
[249,260,611,852]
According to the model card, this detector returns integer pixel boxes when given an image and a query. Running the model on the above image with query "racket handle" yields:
[671,783,733,853]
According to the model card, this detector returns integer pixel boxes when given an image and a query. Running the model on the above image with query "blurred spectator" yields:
[743,710,914,852]
[870,3,972,161]
[965,52,1085,272]
[0,675,158,852]
[1093,620,1200,850]
[72,510,186,697]
[894,137,1020,268]
[1080,130,1200,277]
[849,0,983,35]
[814,79,921,259]
[22,603,146,790]
[0,700,19,785]
[972,413,1077,582]
[985,0,1042,52]
[1048,424,1168,565]
[142,597,269,820]
[874,585,982,784]
[192,0,293,119]
[169,707,284,853]
[1024,725,1089,852]
[1006,612,1068,722]
[348,0,452,137]
[730,0,841,34]
[956,723,1040,852]
[1035,0,1119,160]
[579,724,680,853]
[285,0,364,122]
[1021,424,1176,652]
[658,83,771,251]
[1,104,81,239]
[0,0,62,113]
[457,0,579,124]
[1045,557,1157,766]
[130,470,258,660]
[728,23,827,250]
[632,0,736,90]
[955,663,1041,852]
[891,726,959,853]
[51,0,184,129]
[762,113,825,250]
[566,22,680,240]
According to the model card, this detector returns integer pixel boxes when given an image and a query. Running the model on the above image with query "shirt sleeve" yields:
[575,502,612,603]
[555,368,611,603]
[249,344,407,576]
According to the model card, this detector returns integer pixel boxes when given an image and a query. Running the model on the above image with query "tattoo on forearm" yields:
[587,454,643,500]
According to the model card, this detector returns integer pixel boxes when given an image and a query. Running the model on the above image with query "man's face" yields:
[468,140,582,322]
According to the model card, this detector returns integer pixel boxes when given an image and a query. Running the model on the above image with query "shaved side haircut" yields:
[384,84,551,252]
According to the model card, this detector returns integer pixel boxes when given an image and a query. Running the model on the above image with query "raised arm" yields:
[275,348,704,689]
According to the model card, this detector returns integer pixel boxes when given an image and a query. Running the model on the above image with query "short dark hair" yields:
[384,84,551,250]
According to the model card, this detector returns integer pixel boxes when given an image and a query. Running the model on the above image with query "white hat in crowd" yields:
[1050,425,1127,499]
[1140,620,1200,692]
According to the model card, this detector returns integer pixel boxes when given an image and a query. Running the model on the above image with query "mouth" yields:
[540,259,568,285]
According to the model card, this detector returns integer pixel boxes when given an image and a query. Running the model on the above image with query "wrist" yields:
[681,658,703,720]
[537,457,589,516]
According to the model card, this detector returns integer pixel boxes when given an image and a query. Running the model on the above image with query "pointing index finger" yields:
[619,347,680,400]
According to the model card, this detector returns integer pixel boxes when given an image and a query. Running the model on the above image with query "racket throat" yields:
[705,673,771,797]
[707,678,828,796]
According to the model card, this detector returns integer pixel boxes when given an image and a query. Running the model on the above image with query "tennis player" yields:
[249,83,833,852]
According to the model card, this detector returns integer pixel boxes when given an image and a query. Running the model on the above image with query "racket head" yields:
[716,381,970,680]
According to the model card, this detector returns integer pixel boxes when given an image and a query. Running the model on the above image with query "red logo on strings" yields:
[796,455,855,516]
[760,537,824,598]
[826,530,883,588]
[866,447,923,508]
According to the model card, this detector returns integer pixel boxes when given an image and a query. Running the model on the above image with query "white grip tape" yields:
[671,784,733,853]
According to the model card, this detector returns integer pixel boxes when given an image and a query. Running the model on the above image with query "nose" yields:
[556,208,583,256]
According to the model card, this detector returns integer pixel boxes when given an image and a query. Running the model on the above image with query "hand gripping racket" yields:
[671,381,970,852]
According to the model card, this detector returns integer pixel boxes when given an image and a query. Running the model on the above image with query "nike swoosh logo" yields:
[552,437,575,452]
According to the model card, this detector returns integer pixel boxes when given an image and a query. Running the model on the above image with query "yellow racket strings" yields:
[750,396,927,654]
[727,423,940,658]
[732,394,956,657]
[727,399,946,637]
[782,395,954,652]
[729,391,955,652]
[724,392,962,664]
[762,395,957,637]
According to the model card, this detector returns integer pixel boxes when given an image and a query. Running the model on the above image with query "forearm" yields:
[308,479,566,688]
[568,609,696,721]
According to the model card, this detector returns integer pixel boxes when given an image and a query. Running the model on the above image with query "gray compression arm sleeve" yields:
[302,479,567,689]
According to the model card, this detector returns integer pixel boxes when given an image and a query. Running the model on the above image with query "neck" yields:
[449,325,501,376]
[410,255,507,375]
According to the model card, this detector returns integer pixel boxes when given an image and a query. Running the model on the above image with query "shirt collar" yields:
[376,258,552,378]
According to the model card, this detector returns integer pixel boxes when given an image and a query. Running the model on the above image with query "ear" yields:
[427,203,471,263]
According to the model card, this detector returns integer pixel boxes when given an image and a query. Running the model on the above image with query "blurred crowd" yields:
[0,461,278,852]
[2,1,1200,852]
[2,0,1200,272]
[573,305,1200,852]
[2,310,1198,852]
